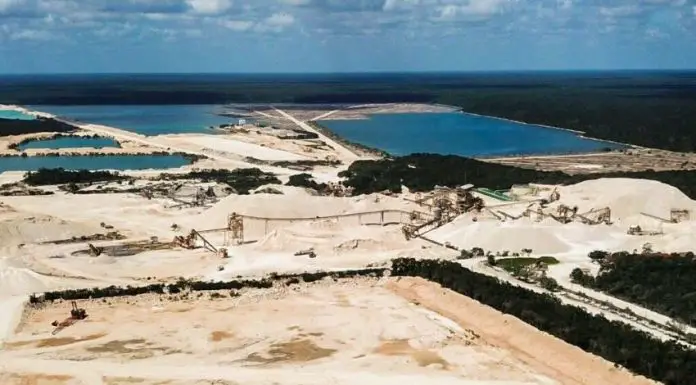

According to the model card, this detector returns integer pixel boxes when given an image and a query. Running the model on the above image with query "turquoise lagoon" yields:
[29,105,233,136]
[0,154,190,173]
[18,136,120,150]
[319,112,625,157]
[0,110,35,120]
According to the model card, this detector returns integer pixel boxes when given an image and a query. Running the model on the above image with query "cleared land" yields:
[0,277,656,385]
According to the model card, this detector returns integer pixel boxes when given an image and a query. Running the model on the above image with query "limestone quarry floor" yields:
[0,278,657,385]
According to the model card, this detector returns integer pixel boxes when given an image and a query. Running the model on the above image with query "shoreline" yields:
[1,103,652,163]
[307,121,389,159]
[310,102,638,159]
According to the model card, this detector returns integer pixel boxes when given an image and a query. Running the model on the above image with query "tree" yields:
[540,277,560,292]
[588,250,609,262]
[570,268,594,286]
[458,249,474,260]
[487,255,497,266]
[66,182,79,194]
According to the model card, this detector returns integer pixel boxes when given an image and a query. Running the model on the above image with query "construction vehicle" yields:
[88,243,103,257]
[51,301,88,335]
[174,229,217,253]
[218,248,229,258]
[295,248,316,258]
[627,224,664,236]
[670,209,690,223]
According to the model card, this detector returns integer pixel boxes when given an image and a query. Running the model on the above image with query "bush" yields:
[286,173,327,191]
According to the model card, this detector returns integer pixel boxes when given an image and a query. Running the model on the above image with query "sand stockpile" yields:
[253,228,332,252]
[0,259,55,297]
[189,191,416,231]
[558,178,696,222]
[0,213,103,248]
[431,220,571,254]
[252,220,407,255]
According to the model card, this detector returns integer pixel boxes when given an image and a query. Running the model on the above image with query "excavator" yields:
[51,301,88,335]
[88,243,104,257]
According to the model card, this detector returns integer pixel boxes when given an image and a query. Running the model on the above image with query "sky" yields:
[0,0,695,73]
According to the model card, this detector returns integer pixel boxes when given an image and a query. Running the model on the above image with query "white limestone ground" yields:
[0,104,682,384]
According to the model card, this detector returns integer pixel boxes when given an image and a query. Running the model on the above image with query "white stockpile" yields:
[188,187,417,231]
[430,178,696,255]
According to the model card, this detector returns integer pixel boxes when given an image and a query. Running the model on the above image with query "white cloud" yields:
[646,27,668,39]
[221,19,253,31]
[436,0,516,21]
[186,0,232,15]
[265,12,294,27]
[383,0,420,11]
[10,29,54,40]
[277,0,311,5]
[599,5,641,17]
[557,0,572,10]
[221,12,294,33]
[0,0,23,12]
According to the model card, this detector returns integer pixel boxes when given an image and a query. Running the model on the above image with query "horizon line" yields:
[3,69,696,76]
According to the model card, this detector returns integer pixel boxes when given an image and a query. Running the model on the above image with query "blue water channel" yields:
[18,136,120,150]
[0,110,35,120]
[0,155,191,173]
[29,105,233,136]
[319,112,625,157]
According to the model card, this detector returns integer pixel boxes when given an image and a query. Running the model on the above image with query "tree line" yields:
[571,251,696,327]
[158,168,281,194]
[6,73,695,152]
[30,268,387,304]
[392,258,696,385]
[0,117,77,137]
[339,153,696,199]
[23,168,128,186]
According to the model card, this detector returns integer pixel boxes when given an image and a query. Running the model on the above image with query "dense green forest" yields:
[3,72,695,151]
[158,168,280,194]
[339,154,696,198]
[392,258,696,385]
[0,117,77,137]
[22,168,280,195]
[571,252,696,327]
[338,154,696,197]
[338,154,572,194]
[23,168,128,186]
[23,156,696,201]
